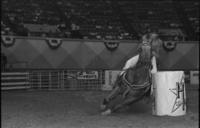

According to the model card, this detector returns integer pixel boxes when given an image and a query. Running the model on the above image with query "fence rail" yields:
[1,69,104,90]
[1,69,198,91]
[29,70,104,90]
[1,72,30,90]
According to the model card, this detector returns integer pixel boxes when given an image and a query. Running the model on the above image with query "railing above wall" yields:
[1,35,140,43]
[2,35,200,43]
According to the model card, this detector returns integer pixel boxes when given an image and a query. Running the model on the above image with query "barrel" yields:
[152,71,186,116]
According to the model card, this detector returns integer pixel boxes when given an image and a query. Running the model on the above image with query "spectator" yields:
[71,23,82,39]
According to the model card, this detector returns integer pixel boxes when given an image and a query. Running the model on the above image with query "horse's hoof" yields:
[100,104,106,110]
[101,109,111,116]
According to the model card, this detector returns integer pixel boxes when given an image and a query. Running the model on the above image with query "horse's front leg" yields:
[101,86,121,110]
[111,95,144,113]
[101,75,122,109]
[101,95,137,115]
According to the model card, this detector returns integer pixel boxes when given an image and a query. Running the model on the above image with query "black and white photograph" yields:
[1,0,199,128]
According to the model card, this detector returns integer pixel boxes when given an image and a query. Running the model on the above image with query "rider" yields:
[120,32,162,76]
[120,32,162,97]
[101,32,162,112]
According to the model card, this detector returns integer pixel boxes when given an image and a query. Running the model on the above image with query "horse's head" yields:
[149,33,163,59]
[125,33,156,85]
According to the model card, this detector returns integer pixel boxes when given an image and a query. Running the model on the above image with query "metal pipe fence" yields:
[29,69,105,90]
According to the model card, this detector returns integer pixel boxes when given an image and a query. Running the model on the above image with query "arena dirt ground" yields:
[1,86,199,128]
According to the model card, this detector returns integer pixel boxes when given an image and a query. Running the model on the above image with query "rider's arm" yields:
[123,54,140,70]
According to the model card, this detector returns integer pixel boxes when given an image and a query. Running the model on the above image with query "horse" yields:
[100,33,162,115]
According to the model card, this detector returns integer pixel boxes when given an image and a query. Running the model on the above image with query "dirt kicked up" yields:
[1,90,199,128]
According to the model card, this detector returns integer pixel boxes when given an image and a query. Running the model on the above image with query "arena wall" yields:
[1,36,199,70]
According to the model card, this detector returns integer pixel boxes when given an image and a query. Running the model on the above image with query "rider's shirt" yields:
[122,54,139,70]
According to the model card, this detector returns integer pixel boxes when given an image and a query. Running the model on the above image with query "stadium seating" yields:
[180,1,199,40]
[1,0,199,40]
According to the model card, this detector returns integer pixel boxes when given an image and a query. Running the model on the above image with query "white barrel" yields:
[152,71,186,116]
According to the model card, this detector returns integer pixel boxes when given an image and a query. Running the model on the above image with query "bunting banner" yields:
[104,40,119,51]
[46,38,62,49]
[1,36,15,47]
[163,41,177,52]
